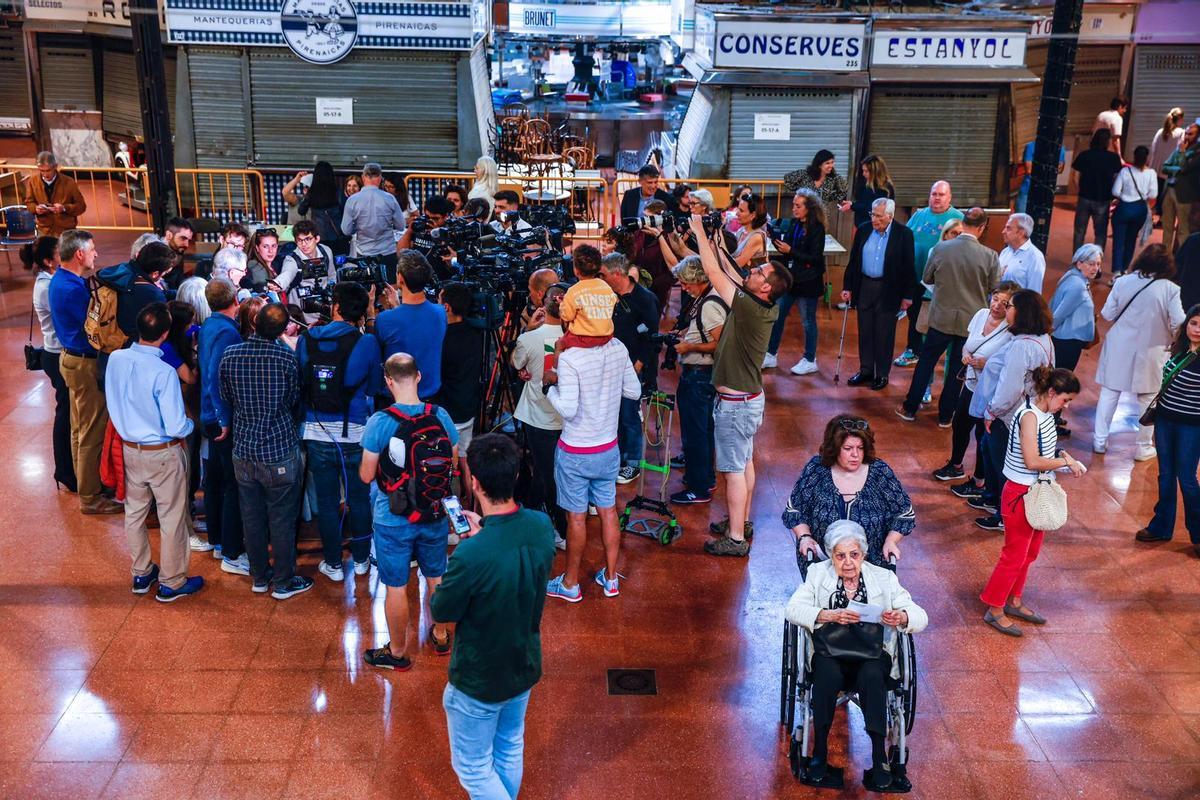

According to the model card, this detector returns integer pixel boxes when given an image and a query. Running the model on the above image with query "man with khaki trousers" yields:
[105,303,204,602]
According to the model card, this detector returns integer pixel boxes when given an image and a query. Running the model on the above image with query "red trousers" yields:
[980,481,1045,608]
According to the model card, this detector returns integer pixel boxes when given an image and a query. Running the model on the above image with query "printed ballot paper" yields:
[847,600,885,624]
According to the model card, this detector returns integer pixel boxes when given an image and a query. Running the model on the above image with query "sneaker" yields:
[189,535,215,553]
[212,545,223,560]
[132,563,160,595]
[790,358,819,376]
[553,533,567,551]
[617,466,640,485]
[933,464,965,482]
[895,405,917,422]
[967,497,998,514]
[669,454,686,469]
[594,568,621,598]
[429,626,452,656]
[951,480,984,499]
[762,353,778,369]
[893,349,918,368]
[271,576,314,600]
[251,573,272,594]
[353,560,371,576]
[1093,441,1107,455]
[192,517,208,533]
[220,553,251,576]
[835,301,850,311]
[318,561,345,582]
[587,505,598,517]
[1134,446,1158,462]
[546,574,583,603]
[937,418,954,429]
[709,518,754,538]
[704,535,750,557]
[921,387,933,405]
[364,644,412,672]
[670,488,712,505]
[155,576,205,603]
[974,514,1005,531]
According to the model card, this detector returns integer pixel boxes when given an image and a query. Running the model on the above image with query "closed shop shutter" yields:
[188,48,249,168]
[673,86,714,178]
[1064,45,1124,139]
[469,44,495,157]
[102,45,178,141]
[1128,46,1200,159]
[728,88,853,180]
[249,49,458,169]
[39,37,97,111]
[0,28,32,130]
[1013,42,1048,157]
[867,86,1000,207]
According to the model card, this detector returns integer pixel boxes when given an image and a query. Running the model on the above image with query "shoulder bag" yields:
[1139,350,1198,426]
[1017,403,1068,531]
[1110,277,1159,328]
[25,304,42,372]
[957,321,1010,382]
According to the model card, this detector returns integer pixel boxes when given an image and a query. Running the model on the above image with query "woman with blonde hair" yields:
[468,156,499,208]
[1151,107,1186,221]
[840,154,896,229]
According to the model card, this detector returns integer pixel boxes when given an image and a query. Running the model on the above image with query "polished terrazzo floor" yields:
[0,203,1196,799]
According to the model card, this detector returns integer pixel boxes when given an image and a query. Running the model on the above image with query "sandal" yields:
[983,610,1023,637]
[1004,604,1047,625]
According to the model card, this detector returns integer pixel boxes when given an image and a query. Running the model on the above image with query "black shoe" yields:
[271,575,314,600]
[871,761,893,790]
[951,479,984,498]
[670,489,712,505]
[967,496,998,514]
[933,464,965,481]
[870,377,889,391]
[364,644,412,671]
[846,372,874,387]
[806,757,828,783]
[669,454,686,469]
[975,514,1005,531]
[429,625,451,657]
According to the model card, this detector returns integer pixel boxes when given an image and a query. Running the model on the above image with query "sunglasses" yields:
[255,228,278,239]
[838,419,869,432]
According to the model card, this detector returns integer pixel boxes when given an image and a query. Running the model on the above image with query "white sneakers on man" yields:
[790,359,818,376]
[762,353,778,369]
[1134,446,1158,462]
[189,534,214,552]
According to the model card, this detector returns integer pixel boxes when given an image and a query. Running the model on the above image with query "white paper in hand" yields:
[387,438,406,470]
[847,600,885,624]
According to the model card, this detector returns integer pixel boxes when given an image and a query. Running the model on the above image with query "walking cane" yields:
[833,303,850,386]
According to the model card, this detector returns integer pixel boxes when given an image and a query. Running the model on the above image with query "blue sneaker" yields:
[132,564,160,595]
[594,568,622,598]
[893,349,918,367]
[155,576,204,603]
[212,544,223,560]
[546,574,582,603]
[271,575,314,600]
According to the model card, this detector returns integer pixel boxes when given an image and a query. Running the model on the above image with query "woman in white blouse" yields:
[1149,107,1185,204]
[1111,145,1158,277]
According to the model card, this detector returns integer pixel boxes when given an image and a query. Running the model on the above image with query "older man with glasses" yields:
[24,151,87,236]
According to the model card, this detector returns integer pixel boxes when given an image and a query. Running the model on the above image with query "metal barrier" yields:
[176,169,269,228]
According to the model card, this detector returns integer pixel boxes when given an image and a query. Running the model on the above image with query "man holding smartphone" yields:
[24,151,86,236]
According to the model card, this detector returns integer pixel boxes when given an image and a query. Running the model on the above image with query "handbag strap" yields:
[1125,166,1147,202]
[27,302,36,345]
[1111,278,1158,326]
[965,321,1009,358]
[1146,350,1199,409]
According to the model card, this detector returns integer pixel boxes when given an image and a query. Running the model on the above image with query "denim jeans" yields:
[1147,418,1200,543]
[677,365,716,493]
[981,419,1010,507]
[1073,196,1111,253]
[443,683,531,800]
[234,447,303,588]
[618,395,644,468]
[767,295,818,360]
[1111,199,1148,274]
[203,427,244,559]
[306,440,372,568]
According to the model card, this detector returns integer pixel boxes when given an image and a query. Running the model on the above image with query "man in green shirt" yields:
[431,433,556,800]
[894,180,964,368]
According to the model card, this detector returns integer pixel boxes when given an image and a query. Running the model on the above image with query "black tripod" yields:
[477,289,528,433]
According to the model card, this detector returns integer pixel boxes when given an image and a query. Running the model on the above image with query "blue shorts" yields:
[554,444,620,514]
[373,520,448,587]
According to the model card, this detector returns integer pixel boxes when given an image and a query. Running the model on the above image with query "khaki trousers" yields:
[124,443,191,590]
[59,353,108,505]
[1162,188,1191,253]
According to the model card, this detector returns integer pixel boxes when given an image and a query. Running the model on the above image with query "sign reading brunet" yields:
[871,30,1027,68]
[711,20,866,71]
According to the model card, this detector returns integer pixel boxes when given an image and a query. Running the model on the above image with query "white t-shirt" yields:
[1004,401,1058,486]
[1112,166,1159,203]
[1094,109,1123,138]
[511,322,563,431]
[680,290,728,367]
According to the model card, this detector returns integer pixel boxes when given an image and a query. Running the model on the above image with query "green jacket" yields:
[1174,144,1200,204]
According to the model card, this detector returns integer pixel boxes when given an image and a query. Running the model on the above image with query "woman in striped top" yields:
[981,367,1086,636]
[1137,305,1200,554]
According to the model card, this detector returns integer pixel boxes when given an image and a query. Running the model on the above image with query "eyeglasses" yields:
[1004,301,1015,309]
[295,234,317,244]
[837,419,869,432]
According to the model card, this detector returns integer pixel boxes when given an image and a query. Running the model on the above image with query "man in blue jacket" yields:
[296,282,383,582]
[197,278,248,575]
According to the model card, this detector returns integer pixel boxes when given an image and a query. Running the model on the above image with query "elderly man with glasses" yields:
[24,151,87,236]
[998,212,1047,294]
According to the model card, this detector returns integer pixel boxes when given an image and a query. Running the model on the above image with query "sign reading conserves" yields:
[711,20,866,71]
[871,30,1027,68]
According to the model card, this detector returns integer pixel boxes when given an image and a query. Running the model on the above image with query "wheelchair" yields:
[779,553,918,793]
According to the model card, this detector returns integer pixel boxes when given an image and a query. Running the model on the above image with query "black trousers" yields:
[811,651,891,740]
[981,418,1010,506]
[203,427,245,559]
[904,291,925,353]
[42,350,77,490]
[949,387,985,479]
[1053,337,1086,373]
[856,278,900,380]
[524,424,565,534]
[902,328,965,421]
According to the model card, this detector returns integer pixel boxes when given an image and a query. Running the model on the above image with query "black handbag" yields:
[24,305,43,372]
[1140,351,1197,426]
[812,621,885,662]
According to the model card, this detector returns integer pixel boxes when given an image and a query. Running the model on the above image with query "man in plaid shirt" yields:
[219,303,312,600]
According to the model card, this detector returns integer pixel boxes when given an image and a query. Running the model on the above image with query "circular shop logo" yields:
[281,0,359,65]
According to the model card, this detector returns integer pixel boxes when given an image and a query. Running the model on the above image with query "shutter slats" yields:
[0,29,32,128]
[1064,45,1124,138]
[189,48,249,168]
[728,89,853,180]
[39,39,97,111]
[674,86,714,178]
[1128,46,1200,159]
[103,46,178,141]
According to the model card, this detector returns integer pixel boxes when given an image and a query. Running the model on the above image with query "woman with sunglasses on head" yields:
[245,228,283,294]
[783,414,916,571]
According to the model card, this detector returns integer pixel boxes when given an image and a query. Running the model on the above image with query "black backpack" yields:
[375,404,455,523]
[302,329,364,437]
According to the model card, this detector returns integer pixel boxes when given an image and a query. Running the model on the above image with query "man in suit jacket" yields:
[841,198,915,389]
[897,207,1003,423]
[620,164,675,222]
[23,151,86,237]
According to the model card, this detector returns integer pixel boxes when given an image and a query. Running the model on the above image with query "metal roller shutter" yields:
[1013,42,1048,157]
[103,46,178,141]
[673,86,714,178]
[38,38,97,111]
[188,48,249,168]
[728,89,853,180]
[1128,46,1200,159]
[469,44,495,157]
[867,86,1000,207]
[0,29,32,130]
[1064,45,1124,139]
[249,50,458,169]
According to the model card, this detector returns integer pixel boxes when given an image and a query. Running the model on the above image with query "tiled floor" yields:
[0,202,1197,799]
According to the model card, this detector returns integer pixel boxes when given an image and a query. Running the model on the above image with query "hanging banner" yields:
[871,30,1027,68]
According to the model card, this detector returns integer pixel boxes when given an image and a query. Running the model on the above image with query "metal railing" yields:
[176,168,269,228]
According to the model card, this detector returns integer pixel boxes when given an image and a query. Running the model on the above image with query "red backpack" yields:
[375,404,455,524]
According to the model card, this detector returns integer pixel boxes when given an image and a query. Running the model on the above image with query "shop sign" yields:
[670,0,694,48]
[316,97,354,124]
[1030,8,1135,42]
[753,113,789,141]
[871,30,1026,68]
[711,20,866,71]
[24,0,88,22]
[0,116,32,132]
[506,2,670,37]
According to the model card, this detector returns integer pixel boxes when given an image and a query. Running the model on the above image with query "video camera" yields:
[336,254,394,290]
[620,210,724,238]
[288,255,337,317]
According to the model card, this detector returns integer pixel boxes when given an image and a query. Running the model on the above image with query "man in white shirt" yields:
[1094,96,1127,154]
[998,213,1046,293]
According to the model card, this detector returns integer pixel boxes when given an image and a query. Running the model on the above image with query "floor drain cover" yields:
[607,668,657,695]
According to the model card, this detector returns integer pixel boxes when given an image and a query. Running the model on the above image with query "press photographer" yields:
[282,220,338,321]
[490,191,533,233]
[399,195,454,268]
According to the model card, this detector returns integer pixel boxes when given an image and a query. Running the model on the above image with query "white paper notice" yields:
[316,98,354,126]
[754,113,791,141]
[848,600,885,624]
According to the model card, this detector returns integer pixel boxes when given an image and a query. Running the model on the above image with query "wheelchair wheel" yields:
[779,621,798,728]
[900,634,917,735]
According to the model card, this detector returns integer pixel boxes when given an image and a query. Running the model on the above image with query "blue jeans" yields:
[618,395,644,468]
[1147,418,1200,543]
[234,448,303,588]
[677,365,716,493]
[767,295,818,360]
[443,683,531,800]
[1111,199,1148,274]
[306,440,372,568]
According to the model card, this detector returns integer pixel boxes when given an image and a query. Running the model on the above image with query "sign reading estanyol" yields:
[711,20,866,71]
[871,30,1027,68]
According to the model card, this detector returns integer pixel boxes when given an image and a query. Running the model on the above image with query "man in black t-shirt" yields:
[1071,128,1123,253]
[434,282,485,508]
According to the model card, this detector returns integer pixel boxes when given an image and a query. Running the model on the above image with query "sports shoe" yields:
[189,535,214,553]
[594,568,621,598]
[271,576,314,600]
[132,563,160,595]
[587,505,598,517]
[704,535,750,557]
[895,405,916,422]
[156,575,204,603]
[974,514,1005,531]
[429,625,452,656]
[933,464,965,482]
[318,561,344,582]
[835,301,850,311]
[670,489,712,505]
[669,454,686,469]
[709,518,754,538]
[790,358,818,376]
[212,545,223,560]
[762,353,778,369]
[364,644,412,671]
[553,533,567,551]
[353,560,371,576]
[967,497,998,514]
[1134,446,1158,462]
[921,387,933,405]
[252,572,272,594]
[546,574,582,603]
[220,553,250,576]
[617,466,640,485]
[192,517,207,533]
[937,418,954,429]
[893,349,918,368]
[1092,441,1107,455]
[951,480,984,499]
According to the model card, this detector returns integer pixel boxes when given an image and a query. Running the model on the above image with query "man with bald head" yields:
[894,180,964,368]
[523,267,560,330]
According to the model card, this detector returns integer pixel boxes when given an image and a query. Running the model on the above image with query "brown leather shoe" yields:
[1135,528,1170,543]
[81,498,124,515]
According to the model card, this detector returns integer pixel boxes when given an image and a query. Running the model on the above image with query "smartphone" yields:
[442,496,471,535]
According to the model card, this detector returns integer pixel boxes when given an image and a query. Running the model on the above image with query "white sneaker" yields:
[1093,441,1107,455]
[762,353,778,369]
[588,505,598,517]
[1134,446,1158,462]
[220,553,250,576]
[554,533,567,551]
[189,534,214,552]
[353,560,371,576]
[790,358,818,376]
[318,561,344,582]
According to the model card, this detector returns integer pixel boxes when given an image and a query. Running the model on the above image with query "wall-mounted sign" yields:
[0,116,33,133]
[710,20,866,71]
[871,31,1026,68]
[670,0,694,49]
[754,112,790,141]
[24,0,87,23]
[505,1,670,37]
[1031,8,1135,42]
[316,97,354,124]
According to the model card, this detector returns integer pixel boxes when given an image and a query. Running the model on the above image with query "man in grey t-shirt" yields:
[340,162,406,277]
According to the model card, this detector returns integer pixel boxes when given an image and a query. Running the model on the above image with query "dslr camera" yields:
[651,331,681,371]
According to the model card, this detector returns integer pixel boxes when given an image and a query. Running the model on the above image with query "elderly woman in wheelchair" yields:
[784,520,927,791]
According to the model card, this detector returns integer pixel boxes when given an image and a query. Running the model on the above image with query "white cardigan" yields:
[1096,273,1186,393]
[785,560,928,679]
